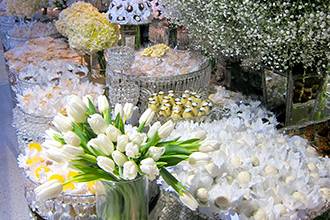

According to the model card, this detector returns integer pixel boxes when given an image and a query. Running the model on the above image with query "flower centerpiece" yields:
[34,94,203,219]
[55,2,120,79]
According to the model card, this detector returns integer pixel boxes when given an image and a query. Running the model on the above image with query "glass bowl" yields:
[12,106,52,149]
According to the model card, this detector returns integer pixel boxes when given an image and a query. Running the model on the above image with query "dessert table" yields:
[0,42,30,219]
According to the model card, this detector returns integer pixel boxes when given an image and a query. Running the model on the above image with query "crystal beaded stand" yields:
[106,59,211,109]
[104,46,135,72]
[12,107,51,149]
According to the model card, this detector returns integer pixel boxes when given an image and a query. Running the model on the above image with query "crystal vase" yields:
[96,177,149,220]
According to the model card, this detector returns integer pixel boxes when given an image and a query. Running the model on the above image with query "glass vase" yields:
[96,176,149,220]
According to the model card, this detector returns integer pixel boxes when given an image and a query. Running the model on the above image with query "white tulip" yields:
[63,131,81,146]
[67,95,87,123]
[140,158,159,181]
[88,114,108,135]
[97,156,115,174]
[192,130,207,140]
[52,114,72,132]
[114,103,123,118]
[189,152,210,165]
[199,140,220,152]
[125,142,140,158]
[105,125,122,142]
[123,103,134,121]
[158,120,175,139]
[196,188,209,203]
[112,150,128,166]
[45,148,66,163]
[34,180,63,202]
[147,146,165,161]
[179,191,199,211]
[123,160,138,180]
[45,128,61,140]
[88,134,114,156]
[147,121,161,138]
[83,95,94,107]
[42,140,63,150]
[116,135,129,152]
[61,144,84,160]
[129,132,146,145]
[97,95,109,113]
[139,108,155,127]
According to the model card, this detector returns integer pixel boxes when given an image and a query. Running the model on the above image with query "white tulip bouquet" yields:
[35,94,202,211]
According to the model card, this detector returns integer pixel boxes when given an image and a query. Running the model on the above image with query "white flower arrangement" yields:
[165,0,329,75]
[33,95,204,210]
[169,95,330,219]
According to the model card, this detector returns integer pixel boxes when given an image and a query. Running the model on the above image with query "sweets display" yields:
[169,88,330,219]
[128,46,205,77]
[4,37,84,73]
[148,90,213,120]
